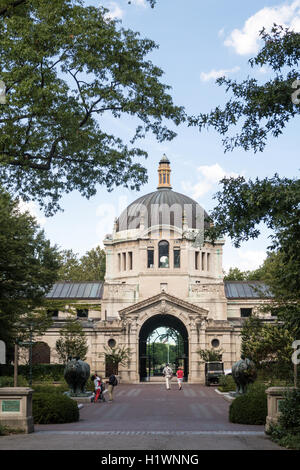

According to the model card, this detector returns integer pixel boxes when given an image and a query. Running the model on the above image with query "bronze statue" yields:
[64,357,90,396]
[232,357,257,395]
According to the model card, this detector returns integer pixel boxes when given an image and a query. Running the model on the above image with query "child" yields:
[176,367,184,390]
[91,374,101,403]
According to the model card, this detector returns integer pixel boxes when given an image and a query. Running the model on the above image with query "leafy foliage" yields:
[268,389,300,450]
[278,388,300,430]
[229,383,268,425]
[189,25,300,153]
[241,315,296,372]
[32,391,79,424]
[218,374,236,393]
[197,348,223,362]
[57,245,106,281]
[0,0,185,214]
[55,319,88,364]
[0,187,60,361]
[102,345,132,374]
[206,175,300,338]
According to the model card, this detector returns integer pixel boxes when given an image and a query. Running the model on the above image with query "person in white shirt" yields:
[162,364,173,390]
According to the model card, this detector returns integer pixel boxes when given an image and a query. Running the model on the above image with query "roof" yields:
[224,281,273,299]
[116,188,210,232]
[45,282,103,300]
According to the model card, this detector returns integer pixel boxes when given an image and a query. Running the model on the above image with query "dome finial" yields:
[157,154,172,189]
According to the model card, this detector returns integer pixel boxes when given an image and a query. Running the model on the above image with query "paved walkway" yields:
[0,384,283,450]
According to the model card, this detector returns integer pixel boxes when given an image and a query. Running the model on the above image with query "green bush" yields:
[229,383,268,425]
[0,375,28,387]
[278,388,300,430]
[0,364,65,382]
[218,374,236,392]
[32,392,79,424]
[32,383,69,394]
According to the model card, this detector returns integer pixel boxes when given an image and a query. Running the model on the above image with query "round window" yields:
[108,339,116,348]
[211,339,220,348]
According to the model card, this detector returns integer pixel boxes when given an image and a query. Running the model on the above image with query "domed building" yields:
[40,156,273,383]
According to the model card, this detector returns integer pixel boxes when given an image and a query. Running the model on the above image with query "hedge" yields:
[0,364,65,382]
[32,392,79,424]
[229,383,268,425]
[0,375,28,387]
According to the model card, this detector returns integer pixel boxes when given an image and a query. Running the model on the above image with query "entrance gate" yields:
[139,314,189,382]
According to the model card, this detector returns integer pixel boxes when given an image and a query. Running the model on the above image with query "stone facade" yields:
[34,157,273,383]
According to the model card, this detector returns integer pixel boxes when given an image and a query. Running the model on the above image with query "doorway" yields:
[139,314,188,381]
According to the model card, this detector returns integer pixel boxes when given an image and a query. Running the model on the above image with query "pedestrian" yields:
[162,363,173,390]
[106,373,118,402]
[91,374,101,403]
[176,366,184,390]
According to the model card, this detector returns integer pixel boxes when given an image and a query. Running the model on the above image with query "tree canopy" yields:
[0,187,60,360]
[0,0,185,215]
[57,245,106,281]
[189,25,300,153]
[55,319,88,364]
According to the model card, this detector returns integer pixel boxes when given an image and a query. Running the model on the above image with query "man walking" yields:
[107,373,118,402]
[163,363,173,390]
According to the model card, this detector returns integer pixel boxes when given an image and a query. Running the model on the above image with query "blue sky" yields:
[22,0,299,273]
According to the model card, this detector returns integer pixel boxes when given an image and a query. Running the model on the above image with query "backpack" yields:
[113,377,118,386]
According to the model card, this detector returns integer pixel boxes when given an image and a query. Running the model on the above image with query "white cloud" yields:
[181,163,241,200]
[18,200,46,226]
[224,0,300,55]
[104,2,124,20]
[200,66,240,82]
[237,250,267,271]
[223,245,267,272]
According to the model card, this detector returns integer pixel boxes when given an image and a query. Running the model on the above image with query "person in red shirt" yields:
[176,367,184,390]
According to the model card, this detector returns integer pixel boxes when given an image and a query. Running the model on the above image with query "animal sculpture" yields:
[232,357,257,394]
[64,357,90,395]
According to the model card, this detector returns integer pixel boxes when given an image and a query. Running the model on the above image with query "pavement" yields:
[0,383,283,451]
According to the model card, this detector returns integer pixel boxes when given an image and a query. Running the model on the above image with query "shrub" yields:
[229,383,268,425]
[278,388,300,430]
[218,374,236,392]
[32,392,79,424]
[0,364,65,382]
[32,384,69,394]
[0,375,28,387]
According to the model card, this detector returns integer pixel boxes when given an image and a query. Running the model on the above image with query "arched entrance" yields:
[139,314,189,382]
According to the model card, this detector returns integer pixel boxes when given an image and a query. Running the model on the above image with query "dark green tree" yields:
[57,245,106,281]
[0,0,185,215]
[0,187,60,362]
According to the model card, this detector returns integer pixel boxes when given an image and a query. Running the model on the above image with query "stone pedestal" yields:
[0,387,34,433]
[265,386,295,433]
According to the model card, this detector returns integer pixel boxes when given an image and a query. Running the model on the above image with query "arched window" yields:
[158,240,169,268]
